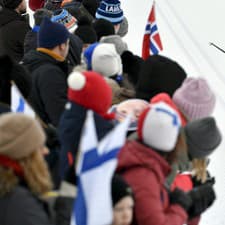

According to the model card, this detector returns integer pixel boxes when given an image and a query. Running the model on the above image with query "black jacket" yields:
[0,7,30,62]
[58,101,114,178]
[0,184,52,225]
[22,50,69,127]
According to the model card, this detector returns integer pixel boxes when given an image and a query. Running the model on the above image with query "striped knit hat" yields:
[95,0,124,25]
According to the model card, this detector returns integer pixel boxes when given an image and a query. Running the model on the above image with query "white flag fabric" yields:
[71,110,130,225]
[11,84,35,118]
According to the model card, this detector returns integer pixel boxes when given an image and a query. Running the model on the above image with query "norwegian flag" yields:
[142,3,163,59]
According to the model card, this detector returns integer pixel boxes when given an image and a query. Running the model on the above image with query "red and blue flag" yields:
[142,3,163,59]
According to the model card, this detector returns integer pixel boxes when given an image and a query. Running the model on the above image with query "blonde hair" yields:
[192,158,208,183]
[20,151,53,195]
[164,130,188,165]
[0,167,18,196]
[0,150,52,197]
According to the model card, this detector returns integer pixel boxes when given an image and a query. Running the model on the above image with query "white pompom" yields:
[68,72,86,90]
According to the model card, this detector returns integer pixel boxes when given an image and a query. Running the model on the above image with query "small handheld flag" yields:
[142,2,163,59]
[11,84,35,118]
[71,110,130,225]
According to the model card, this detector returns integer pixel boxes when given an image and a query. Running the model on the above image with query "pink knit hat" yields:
[172,77,216,121]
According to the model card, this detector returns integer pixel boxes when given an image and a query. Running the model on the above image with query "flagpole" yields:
[209,42,225,54]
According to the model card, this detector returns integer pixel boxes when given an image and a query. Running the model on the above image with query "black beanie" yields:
[93,18,115,41]
[0,0,22,9]
[75,16,97,44]
[184,117,222,159]
[136,55,187,101]
[111,174,133,206]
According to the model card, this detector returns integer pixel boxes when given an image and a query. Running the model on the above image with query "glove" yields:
[44,124,60,149]
[169,188,193,211]
[64,165,77,185]
[188,183,216,219]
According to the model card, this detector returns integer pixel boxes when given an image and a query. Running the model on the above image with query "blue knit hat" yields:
[83,42,100,70]
[38,17,70,48]
[95,0,124,25]
[51,9,78,33]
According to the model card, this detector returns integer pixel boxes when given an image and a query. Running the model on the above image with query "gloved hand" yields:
[44,124,60,149]
[64,165,77,185]
[169,188,193,211]
[188,183,216,219]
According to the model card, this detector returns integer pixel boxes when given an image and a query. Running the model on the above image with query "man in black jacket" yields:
[22,17,70,127]
[0,0,30,62]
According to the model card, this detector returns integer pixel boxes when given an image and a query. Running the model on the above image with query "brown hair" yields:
[0,150,52,196]
[192,158,208,183]
[160,130,188,165]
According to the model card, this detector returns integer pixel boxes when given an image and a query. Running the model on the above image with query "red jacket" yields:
[116,140,188,225]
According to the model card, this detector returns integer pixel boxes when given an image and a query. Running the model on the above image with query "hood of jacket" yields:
[0,7,23,26]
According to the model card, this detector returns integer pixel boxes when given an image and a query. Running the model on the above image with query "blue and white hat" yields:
[51,9,77,33]
[95,0,124,25]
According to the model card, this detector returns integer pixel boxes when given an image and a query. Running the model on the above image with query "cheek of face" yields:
[18,0,27,13]
[112,196,134,225]
[116,101,149,122]
[114,24,121,34]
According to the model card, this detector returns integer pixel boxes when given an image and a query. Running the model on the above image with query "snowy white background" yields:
[121,0,225,224]
[27,0,225,223]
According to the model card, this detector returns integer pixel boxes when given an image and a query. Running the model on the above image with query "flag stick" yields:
[209,42,225,54]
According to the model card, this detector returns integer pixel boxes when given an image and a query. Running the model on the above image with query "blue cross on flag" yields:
[71,110,130,225]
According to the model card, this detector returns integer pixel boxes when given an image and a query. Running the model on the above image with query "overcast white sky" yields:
[122,1,225,224]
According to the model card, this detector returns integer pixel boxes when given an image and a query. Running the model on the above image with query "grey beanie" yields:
[184,117,222,159]
[117,16,128,37]
[100,34,128,55]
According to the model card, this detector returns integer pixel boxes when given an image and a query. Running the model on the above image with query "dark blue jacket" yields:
[58,101,114,178]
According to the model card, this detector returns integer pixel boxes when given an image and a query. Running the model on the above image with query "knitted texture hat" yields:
[74,16,97,44]
[38,17,70,48]
[91,43,122,77]
[67,71,113,117]
[136,55,187,101]
[0,0,22,9]
[95,0,124,25]
[172,77,216,121]
[100,34,128,55]
[51,9,78,33]
[93,18,115,41]
[150,92,187,126]
[0,113,46,159]
[184,117,222,159]
[83,42,100,70]
[111,174,133,206]
[138,102,181,151]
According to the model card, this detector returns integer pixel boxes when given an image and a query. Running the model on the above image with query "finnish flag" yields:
[71,110,130,225]
[11,84,35,118]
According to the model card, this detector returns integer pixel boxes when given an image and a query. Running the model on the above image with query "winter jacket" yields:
[58,101,114,178]
[0,184,53,225]
[116,140,188,225]
[0,7,30,62]
[22,49,69,127]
